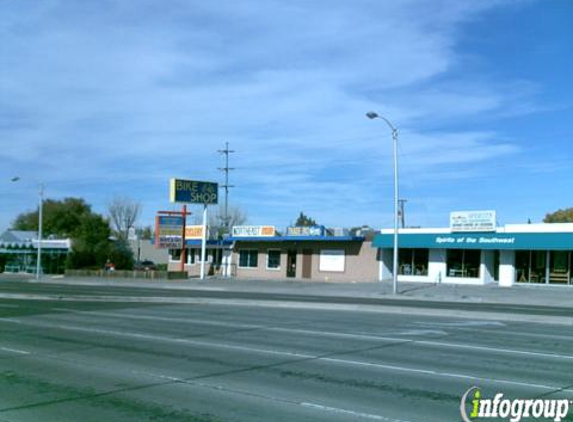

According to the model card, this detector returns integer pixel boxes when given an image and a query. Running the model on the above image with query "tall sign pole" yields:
[200,204,208,280]
[180,204,187,272]
[169,179,218,279]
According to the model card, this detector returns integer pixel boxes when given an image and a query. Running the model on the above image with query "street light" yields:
[12,178,44,280]
[366,111,399,295]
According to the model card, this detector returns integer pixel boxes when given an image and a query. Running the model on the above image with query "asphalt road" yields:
[0,284,572,421]
[0,280,571,317]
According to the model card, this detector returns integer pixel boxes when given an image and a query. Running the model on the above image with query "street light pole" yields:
[36,183,44,280]
[11,177,44,280]
[366,111,399,295]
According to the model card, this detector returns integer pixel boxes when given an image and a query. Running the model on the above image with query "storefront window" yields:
[239,249,258,268]
[398,249,428,275]
[185,249,194,264]
[169,249,181,261]
[549,251,570,284]
[516,251,546,283]
[267,249,281,269]
[446,249,480,278]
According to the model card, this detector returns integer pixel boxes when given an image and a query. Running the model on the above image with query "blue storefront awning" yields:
[372,232,573,251]
[228,236,365,242]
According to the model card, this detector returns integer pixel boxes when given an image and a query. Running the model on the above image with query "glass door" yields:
[549,251,570,284]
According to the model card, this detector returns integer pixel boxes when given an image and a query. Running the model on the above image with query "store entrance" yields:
[287,250,297,278]
[549,251,570,284]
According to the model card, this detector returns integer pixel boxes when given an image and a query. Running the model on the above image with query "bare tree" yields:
[217,205,247,228]
[108,196,141,241]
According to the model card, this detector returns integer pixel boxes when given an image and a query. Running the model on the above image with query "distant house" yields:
[0,229,71,274]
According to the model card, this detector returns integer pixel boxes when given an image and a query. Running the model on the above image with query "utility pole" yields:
[398,198,407,228]
[217,142,235,231]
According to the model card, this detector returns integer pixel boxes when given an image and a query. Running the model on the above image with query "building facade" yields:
[228,235,377,282]
[373,223,573,287]
[0,230,71,274]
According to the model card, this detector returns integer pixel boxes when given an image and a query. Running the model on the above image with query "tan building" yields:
[229,233,378,282]
[164,225,379,282]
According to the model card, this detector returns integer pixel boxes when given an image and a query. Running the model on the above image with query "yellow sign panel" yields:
[185,225,204,239]
[231,226,276,237]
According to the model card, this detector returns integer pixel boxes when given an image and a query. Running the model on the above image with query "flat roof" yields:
[229,236,365,242]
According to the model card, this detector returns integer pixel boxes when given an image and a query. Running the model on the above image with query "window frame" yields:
[446,249,481,278]
[238,249,258,269]
[266,249,281,271]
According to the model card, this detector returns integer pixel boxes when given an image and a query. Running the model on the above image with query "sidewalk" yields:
[17,274,573,309]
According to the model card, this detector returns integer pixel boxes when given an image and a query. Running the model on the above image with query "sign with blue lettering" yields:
[169,179,218,205]
[286,226,325,237]
[155,215,184,249]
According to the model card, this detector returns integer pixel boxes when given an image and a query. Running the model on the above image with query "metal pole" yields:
[36,183,44,280]
[366,112,399,295]
[392,129,399,295]
[200,204,207,280]
[180,204,187,272]
[224,142,229,230]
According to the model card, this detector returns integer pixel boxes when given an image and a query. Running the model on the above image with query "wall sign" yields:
[450,210,496,232]
[170,179,218,204]
[319,249,345,272]
[232,226,276,237]
[286,226,325,237]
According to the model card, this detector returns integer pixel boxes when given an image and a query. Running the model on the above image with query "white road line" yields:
[415,323,573,342]
[51,308,266,330]
[33,351,423,422]
[45,309,573,360]
[300,402,419,422]
[0,346,30,355]
[1,317,571,394]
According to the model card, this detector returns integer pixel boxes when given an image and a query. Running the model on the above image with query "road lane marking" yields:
[0,346,30,355]
[415,323,573,342]
[24,350,424,422]
[1,317,571,394]
[42,309,573,361]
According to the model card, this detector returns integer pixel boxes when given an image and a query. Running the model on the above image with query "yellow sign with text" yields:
[185,225,205,239]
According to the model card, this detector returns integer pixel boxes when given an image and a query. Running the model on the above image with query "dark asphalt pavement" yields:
[0,281,572,421]
[0,280,571,318]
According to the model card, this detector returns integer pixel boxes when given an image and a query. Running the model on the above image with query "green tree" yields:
[295,212,317,227]
[543,208,573,223]
[12,197,92,237]
[109,239,134,270]
[66,213,112,269]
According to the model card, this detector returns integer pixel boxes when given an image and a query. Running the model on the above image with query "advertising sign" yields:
[232,225,276,237]
[185,225,206,239]
[155,216,184,249]
[170,179,218,204]
[319,249,345,272]
[450,210,496,233]
[286,226,325,237]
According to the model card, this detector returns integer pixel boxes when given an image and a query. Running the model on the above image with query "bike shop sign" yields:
[170,179,218,204]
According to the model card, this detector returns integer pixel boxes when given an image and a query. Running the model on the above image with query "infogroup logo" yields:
[460,387,572,422]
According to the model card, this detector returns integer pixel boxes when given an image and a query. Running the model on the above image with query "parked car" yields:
[134,260,157,271]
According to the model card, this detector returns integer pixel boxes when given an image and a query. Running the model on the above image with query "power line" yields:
[217,142,235,231]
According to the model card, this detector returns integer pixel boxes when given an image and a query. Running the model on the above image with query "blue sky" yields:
[1,0,571,233]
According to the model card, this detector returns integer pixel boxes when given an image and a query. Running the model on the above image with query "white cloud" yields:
[0,0,561,231]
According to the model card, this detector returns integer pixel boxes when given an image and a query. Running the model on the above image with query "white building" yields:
[373,222,573,287]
